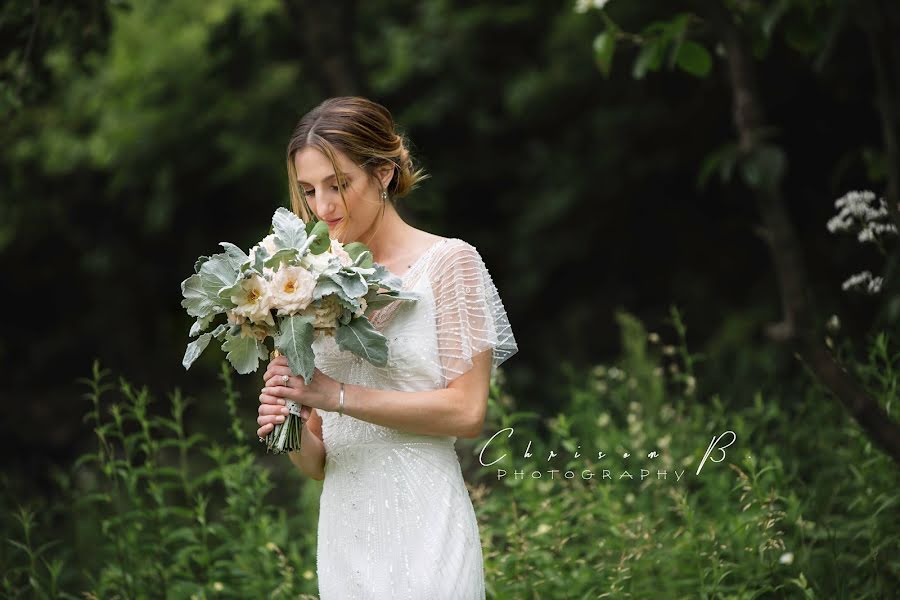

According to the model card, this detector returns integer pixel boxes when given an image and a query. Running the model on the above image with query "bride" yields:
[256,96,518,599]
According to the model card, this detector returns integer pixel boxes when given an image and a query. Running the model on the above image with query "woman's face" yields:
[293,146,388,242]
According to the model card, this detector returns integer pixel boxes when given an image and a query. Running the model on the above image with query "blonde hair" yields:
[285,96,430,239]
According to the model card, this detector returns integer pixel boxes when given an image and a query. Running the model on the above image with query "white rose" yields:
[300,250,333,274]
[230,273,274,325]
[249,233,279,263]
[271,265,317,316]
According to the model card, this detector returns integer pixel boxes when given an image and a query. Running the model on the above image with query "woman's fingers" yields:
[257,423,274,437]
[259,403,289,416]
[257,413,286,426]
[259,392,285,405]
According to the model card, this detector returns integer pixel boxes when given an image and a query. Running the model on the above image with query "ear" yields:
[375,162,395,191]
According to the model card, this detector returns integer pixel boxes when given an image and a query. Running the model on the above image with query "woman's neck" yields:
[358,203,414,265]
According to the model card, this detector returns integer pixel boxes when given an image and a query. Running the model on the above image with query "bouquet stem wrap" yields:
[264,349,305,453]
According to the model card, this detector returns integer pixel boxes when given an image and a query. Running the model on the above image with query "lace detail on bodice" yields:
[366,237,453,331]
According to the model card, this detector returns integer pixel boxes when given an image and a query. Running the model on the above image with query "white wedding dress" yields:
[311,237,518,600]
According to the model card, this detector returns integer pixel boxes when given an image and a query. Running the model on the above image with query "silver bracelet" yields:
[338,383,345,417]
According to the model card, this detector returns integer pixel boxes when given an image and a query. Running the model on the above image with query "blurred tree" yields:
[580,0,900,463]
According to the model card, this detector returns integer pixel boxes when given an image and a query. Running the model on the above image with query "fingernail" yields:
[276,416,285,422]
[278,399,285,405]
[281,407,289,415]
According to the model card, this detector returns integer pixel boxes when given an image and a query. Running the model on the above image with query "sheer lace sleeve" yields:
[430,239,518,387]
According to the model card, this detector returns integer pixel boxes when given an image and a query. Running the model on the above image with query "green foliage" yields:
[471,307,899,599]
[3,311,899,598]
[2,360,320,599]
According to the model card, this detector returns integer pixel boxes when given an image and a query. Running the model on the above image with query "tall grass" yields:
[2,307,898,598]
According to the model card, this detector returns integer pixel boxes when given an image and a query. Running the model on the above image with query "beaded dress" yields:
[311,237,518,600]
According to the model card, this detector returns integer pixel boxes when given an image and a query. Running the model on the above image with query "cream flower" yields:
[225,309,246,326]
[271,266,317,316]
[240,322,270,341]
[300,249,334,274]
[329,239,354,267]
[302,294,343,329]
[249,233,279,263]
[354,296,368,318]
[230,273,274,324]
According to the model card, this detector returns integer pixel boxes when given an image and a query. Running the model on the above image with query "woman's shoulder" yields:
[426,236,488,282]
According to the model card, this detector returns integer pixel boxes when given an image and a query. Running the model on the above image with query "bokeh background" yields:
[2,1,899,598]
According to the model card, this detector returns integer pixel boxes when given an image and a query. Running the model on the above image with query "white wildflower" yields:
[574,0,611,13]
[841,270,883,295]
[685,374,696,395]
[535,523,552,535]
[778,551,794,565]
[827,190,896,242]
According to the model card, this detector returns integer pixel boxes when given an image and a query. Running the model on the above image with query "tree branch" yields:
[706,3,900,465]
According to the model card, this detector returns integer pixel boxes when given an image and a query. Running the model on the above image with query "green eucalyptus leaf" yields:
[335,317,389,367]
[252,244,270,274]
[274,314,316,384]
[264,247,299,270]
[182,253,241,317]
[221,333,261,374]
[343,241,369,262]
[328,270,369,299]
[272,206,308,249]
[307,220,332,254]
[193,255,210,274]
[189,314,215,337]
[219,242,249,269]
[182,333,212,370]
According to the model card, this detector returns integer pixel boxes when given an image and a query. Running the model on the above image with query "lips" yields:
[324,218,342,226]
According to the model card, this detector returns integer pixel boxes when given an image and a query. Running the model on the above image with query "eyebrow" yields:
[297,173,348,185]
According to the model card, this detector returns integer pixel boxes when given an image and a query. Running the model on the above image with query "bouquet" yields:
[180,207,417,453]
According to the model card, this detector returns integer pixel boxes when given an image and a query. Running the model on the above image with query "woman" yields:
[256,96,518,599]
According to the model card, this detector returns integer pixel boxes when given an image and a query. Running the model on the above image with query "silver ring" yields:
[282,375,289,386]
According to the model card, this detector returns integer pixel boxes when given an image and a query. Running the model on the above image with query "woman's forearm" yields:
[288,425,326,480]
[341,384,477,438]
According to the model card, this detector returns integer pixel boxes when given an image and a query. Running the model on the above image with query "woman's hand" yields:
[258,355,340,430]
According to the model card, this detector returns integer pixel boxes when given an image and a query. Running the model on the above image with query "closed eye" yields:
[303,182,350,196]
